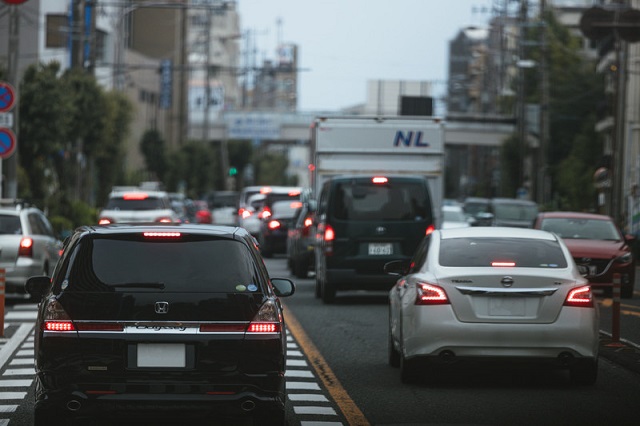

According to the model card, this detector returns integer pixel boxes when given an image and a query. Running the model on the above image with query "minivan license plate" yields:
[137,343,186,368]
[368,243,392,255]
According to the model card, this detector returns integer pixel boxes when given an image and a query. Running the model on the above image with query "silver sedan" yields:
[387,227,599,385]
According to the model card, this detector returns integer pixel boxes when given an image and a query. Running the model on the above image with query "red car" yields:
[533,211,635,298]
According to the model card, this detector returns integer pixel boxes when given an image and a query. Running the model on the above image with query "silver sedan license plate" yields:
[369,243,392,255]
[137,343,186,368]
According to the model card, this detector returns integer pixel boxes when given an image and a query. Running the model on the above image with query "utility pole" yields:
[4,2,21,199]
[516,0,529,198]
[538,0,550,205]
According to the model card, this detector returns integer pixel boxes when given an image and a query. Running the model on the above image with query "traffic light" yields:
[228,167,237,176]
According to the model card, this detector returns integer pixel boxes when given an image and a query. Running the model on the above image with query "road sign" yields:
[0,112,13,128]
[0,128,17,159]
[0,82,17,113]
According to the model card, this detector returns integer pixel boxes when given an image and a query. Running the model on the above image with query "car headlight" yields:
[616,252,633,264]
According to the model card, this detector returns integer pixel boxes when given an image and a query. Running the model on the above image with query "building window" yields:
[46,14,67,48]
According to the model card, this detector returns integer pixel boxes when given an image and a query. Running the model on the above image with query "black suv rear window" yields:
[64,237,260,293]
[332,181,429,221]
[439,237,568,268]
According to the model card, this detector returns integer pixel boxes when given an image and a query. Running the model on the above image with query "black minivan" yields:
[314,175,435,303]
[26,223,294,425]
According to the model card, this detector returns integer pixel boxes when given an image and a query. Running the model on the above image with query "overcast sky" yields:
[236,0,494,112]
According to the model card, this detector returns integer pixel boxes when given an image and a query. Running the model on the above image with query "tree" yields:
[254,151,295,186]
[164,141,218,198]
[94,91,133,207]
[140,129,168,182]
[18,62,72,209]
[62,69,110,203]
[501,11,604,210]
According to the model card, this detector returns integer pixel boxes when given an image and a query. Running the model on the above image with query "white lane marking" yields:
[4,311,37,321]
[12,304,37,310]
[0,323,34,370]
[287,342,298,349]
[0,406,18,413]
[0,380,32,387]
[300,422,344,426]
[0,392,27,400]
[9,358,33,366]
[287,382,321,391]
[15,350,31,357]
[0,419,9,426]
[287,359,308,367]
[285,370,314,378]
[295,406,338,416]
[288,394,329,402]
[2,368,34,376]
[288,350,304,357]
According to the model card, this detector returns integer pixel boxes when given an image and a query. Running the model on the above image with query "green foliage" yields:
[165,141,218,198]
[254,151,295,186]
[95,91,133,207]
[501,11,604,210]
[17,62,133,218]
[140,129,168,182]
[19,62,71,207]
[555,122,601,211]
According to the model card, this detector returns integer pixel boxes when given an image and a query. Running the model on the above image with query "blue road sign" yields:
[0,128,16,159]
[0,82,16,113]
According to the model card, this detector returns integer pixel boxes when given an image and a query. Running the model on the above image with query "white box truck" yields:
[310,116,445,218]
[309,116,445,302]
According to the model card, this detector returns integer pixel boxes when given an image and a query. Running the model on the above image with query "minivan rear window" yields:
[65,237,260,293]
[332,181,429,221]
[439,237,568,268]
[105,197,167,211]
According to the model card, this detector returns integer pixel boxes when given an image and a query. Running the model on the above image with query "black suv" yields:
[314,175,435,303]
[26,223,295,425]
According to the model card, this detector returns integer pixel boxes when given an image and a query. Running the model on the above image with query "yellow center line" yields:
[284,306,370,426]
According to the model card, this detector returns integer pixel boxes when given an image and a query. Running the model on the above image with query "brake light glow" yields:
[18,237,33,257]
[246,300,282,333]
[372,176,388,184]
[425,224,435,236]
[247,323,279,333]
[156,217,174,223]
[304,217,313,227]
[268,220,281,230]
[324,225,335,241]
[98,218,113,225]
[260,187,272,194]
[259,207,272,219]
[123,192,149,200]
[44,321,75,332]
[416,282,450,305]
[492,261,516,267]
[143,232,181,238]
[564,285,594,307]
[291,201,303,209]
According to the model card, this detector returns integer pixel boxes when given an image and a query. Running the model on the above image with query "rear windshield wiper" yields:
[109,282,166,289]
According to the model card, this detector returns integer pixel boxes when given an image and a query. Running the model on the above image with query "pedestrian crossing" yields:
[0,318,35,426]
[0,304,346,425]
[285,334,344,426]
